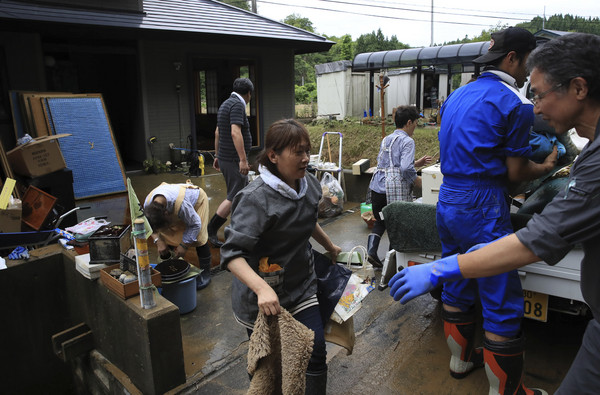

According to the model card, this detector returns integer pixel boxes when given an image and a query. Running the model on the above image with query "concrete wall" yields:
[0,251,73,394]
[0,247,185,394]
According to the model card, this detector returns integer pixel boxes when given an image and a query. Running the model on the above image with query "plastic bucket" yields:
[360,203,372,215]
[161,276,198,314]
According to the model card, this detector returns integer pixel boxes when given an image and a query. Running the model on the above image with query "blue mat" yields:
[46,97,126,199]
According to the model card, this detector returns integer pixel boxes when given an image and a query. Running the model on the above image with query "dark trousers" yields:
[556,318,600,394]
[370,190,387,236]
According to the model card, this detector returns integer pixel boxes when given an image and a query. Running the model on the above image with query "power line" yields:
[345,0,542,18]
[258,0,599,28]
[258,0,525,27]
[317,0,533,22]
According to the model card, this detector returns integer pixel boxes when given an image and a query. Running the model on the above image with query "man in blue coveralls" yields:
[433,27,557,394]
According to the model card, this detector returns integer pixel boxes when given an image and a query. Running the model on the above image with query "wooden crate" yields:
[100,264,161,299]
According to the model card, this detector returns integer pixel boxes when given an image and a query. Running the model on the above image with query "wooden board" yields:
[0,139,20,199]
[9,91,28,140]
[21,92,73,137]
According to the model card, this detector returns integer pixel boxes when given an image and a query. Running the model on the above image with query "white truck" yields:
[381,160,589,322]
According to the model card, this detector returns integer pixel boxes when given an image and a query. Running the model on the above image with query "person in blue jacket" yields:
[389,33,600,395]
[423,27,557,394]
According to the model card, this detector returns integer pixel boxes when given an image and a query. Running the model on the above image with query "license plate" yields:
[523,290,548,322]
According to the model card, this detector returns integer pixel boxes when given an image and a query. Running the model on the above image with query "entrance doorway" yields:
[192,58,258,152]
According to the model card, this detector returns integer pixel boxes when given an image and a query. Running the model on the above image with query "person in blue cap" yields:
[389,33,600,395]
[405,27,558,394]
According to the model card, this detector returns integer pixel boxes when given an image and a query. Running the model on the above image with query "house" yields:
[0,0,333,167]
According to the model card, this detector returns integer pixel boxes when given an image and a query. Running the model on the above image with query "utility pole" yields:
[543,6,546,29]
[251,0,257,13]
[430,0,434,47]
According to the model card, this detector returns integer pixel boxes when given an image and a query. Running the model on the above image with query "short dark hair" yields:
[144,200,171,230]
[257,119,311,176]
[527,33,600,102]
[233,78,254,95]
[394,106,420,128]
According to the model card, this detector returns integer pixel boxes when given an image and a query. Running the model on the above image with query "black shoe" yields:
[367,233,383,268]
[207,214,227,248]
[208,233,223,248]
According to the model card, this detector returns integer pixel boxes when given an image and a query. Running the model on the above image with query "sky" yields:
[255,0,600,47]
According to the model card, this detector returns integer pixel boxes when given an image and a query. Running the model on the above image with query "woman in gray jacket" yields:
[221,119,341,394]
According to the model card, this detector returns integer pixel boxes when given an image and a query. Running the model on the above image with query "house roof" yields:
[0,0,334,53]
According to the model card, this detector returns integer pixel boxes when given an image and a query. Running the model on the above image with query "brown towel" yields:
[247,308,314,395]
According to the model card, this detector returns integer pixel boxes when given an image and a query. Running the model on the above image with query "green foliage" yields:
[517,14,600,35]
[355,29,410,54]
[305,118,439,169]
[220,0,251,11]
[295,83,317,104]
[143,159,169,174]
[283,14,315,32]
[442,22,507,45]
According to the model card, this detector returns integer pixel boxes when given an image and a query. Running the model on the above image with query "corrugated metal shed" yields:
[0,0,333,53]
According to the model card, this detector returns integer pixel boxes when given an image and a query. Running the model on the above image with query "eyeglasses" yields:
[530,83,563,106]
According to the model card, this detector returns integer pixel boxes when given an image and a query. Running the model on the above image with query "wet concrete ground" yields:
[77,168,589,394]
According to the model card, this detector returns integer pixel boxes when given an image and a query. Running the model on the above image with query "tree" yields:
[220,0,251,11]
[283,14,325,85]
[324,34,355,62]
[283,14,315,33]
[355,29,409,54]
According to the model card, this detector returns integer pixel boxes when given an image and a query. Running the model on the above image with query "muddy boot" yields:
[366,233,383,268]
[196,254,212,290]
[207,214,226,248]
[305,369,327,395]
[442,307,484,379]
[484,334,547,395]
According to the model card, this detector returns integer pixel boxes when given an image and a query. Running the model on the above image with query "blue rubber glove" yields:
[8,246,29,260]
[389,254,463,304]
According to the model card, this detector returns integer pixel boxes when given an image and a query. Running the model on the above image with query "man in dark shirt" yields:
[207,78,253,247]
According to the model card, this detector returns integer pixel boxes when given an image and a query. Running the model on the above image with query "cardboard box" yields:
[0,208,21,233]
[100,264,161,299]
[6,134,70,177]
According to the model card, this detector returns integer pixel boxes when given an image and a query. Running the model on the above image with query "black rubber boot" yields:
[196,254,212,290]
[442,307,484,379]
[207,214,226,248]
[484,333,547,395]
[366,233,383,268]
[305,369,327,395]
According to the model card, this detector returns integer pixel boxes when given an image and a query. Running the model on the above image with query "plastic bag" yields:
[333,273,374,322]
[313,249,352,325]
[318,172,344,218]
